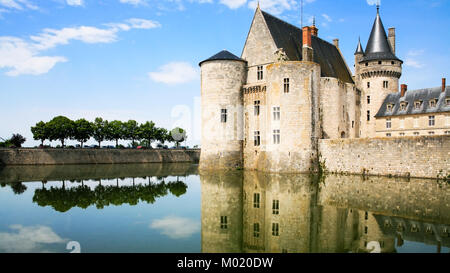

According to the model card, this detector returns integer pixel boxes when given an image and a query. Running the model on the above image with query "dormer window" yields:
[400,102,408,111]
[414,101,422,110]
[386,104,394,112]
[429,99,437,108]
[445,98,450,106]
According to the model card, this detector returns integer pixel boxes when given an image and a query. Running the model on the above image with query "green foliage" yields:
[28,116,187,148]
[46,116,74,147]
[124,120,140,146]
[92,117,108,147]
[139,121,156,148]
[31,121,49,146]
[72,119,93,147]
[10,134,26,147]
[105,120,125,148]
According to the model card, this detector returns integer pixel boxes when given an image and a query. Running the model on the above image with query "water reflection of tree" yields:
[32,178,188,212]
[11,182,27,195]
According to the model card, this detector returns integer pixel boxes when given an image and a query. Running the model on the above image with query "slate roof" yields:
[199,50,246,66]
[260,11,354,84]
[375,86,450,118]
[360,10,402,63]
[355,38,364,55]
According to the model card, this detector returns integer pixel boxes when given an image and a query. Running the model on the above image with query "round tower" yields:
[356,7,403,138]
[199,50,247,170]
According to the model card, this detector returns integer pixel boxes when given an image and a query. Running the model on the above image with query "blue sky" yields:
[0,0,449,147]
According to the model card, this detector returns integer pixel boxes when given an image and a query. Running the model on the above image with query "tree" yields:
[46,116,74,147]
[106,120,125,148]
[169,127,187,148]
[139,121,156,148]
[31,121,49,146]
[11,182,27,195]
[10,134,26,147]
[72,119,93,148]
[92,118,108,148]
[154,127,168,144]
[124,120,140,147]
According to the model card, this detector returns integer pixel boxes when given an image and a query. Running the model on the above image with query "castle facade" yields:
[199,5,450,172]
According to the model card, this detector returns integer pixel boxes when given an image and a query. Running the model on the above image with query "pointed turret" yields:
[355,37,364,55]
[361,7,401,63]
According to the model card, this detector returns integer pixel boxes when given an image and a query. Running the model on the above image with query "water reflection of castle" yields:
[200,172,450,253]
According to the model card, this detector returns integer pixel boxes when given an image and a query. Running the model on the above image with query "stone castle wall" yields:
[0,148,200,166]
[319,136,450,179]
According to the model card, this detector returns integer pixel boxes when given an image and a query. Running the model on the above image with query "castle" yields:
[199,5,450,172]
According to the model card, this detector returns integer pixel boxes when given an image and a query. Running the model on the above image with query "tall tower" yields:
[199,50,247,170]
[355,6,403,138]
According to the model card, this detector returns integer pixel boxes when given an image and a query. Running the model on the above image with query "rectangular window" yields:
[446,98,450,106]
[254,101,260,116]
[367,111,371,121]
[221,109,227,123]
[220,216,228,229]
[273,107,280,120]
[284,78,290,93]
[273,130,280,144]
[429,116,435,127]
[383,81,389,88]
[257,66,263,80]
[445,131,450,135]
[352,121,355,128]
[386,133,392,137]
[272,223,279,236]
[367,82,370,88]
[386,118,392,129]
[253,223,260,238]
[272,200,279,215]
[365,226,368,234]
[399,132,405,136]
[253,193,260,208]
[414,132,420,136]
[365,212,369,220]
[429,131,435,135]
[367,96,371,104]
[254,131,261,146]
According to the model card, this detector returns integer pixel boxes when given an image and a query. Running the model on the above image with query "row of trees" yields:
[31,116,187,148]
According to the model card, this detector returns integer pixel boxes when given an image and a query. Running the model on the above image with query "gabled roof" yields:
[361,9,402,63]
[199,50,246,66]
[260,11,354,84]
[375,86,450,118]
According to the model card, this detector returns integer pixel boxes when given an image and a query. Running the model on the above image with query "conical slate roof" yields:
[199,50,246,66]
[355,38,364,55]
[361,9,402,63]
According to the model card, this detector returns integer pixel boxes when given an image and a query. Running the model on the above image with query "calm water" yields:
[0,163,448,253]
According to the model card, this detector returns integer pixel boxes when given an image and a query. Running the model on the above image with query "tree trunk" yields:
[81,142,83,148]
[116,139,119,148]
[61,139,65,148]
[98,141,101,148]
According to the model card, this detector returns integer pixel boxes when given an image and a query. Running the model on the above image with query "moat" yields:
[0,163,448,253]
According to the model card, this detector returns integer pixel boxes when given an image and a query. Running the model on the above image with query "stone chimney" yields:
[443,78,446,92]
[333,39,339,49]
[388,28,396,54]
[302,26,314,62]
[401,84,407,97]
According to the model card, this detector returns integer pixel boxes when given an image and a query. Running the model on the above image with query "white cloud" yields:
[0,0,38,10]
[149,62,198,85]
[0,18,161,76]
[405,58,424,68]
[248,0,297,15]
[404,49,425,68]
[322,13,332,22]
[0,225,68,253]
[66,0,84,6]
[407,49,425,57]
[366,0,380,6]
[220,0,246,9]
[119,0,147,6]
[150,216,200,239]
